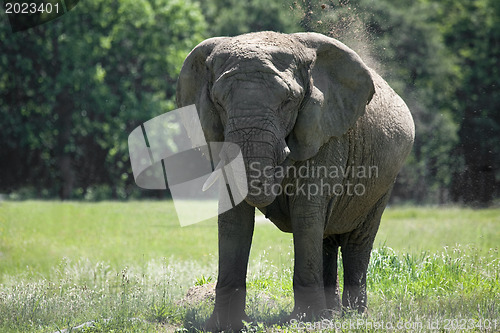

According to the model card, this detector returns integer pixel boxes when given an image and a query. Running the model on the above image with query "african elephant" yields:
[176,31,414,331]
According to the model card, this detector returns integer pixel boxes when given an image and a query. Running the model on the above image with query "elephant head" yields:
[176,32,374,208]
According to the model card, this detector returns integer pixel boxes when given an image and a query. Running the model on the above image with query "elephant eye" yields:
[210,82,226,105]
[272,75,293,97]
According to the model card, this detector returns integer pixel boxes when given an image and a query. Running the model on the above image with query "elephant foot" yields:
[341,304,368,316]
[204,311,251,332]
[289,286,327,322]
[342,288,368,315]
[284,308,339,328]
[324,286,342,312]
[286,305,326,323]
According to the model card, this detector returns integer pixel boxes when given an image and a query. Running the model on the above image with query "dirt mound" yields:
[176,283,216,307]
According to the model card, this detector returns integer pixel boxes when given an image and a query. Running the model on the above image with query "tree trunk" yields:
[55,92,75,200]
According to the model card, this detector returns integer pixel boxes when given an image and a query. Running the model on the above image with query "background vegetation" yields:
[1,0,499,206]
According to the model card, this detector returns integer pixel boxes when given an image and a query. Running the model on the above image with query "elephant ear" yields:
[288,33,375,161]
[176,37,228,144]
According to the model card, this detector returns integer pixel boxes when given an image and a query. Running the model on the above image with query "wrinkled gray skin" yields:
[177,31,414,331]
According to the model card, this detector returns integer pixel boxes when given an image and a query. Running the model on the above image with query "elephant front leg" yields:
[205,201,255,332]
[290,203,327,320]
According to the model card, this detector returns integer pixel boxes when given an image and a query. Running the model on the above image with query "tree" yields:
[196,0,300,36]
[435,0,500,205]
[0,0,206,199]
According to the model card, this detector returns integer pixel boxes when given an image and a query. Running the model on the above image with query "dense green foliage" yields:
[0,0,205,199]
[1,0,499,205]
[198,0,300,36]
[0,202,498,332]
[436,0,500,204]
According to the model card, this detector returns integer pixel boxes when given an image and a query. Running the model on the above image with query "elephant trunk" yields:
[224,125,290,208]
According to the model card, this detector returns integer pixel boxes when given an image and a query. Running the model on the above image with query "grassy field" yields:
[0,201,498,332]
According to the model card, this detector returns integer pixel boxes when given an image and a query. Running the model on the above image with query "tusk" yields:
[202,159,224,192]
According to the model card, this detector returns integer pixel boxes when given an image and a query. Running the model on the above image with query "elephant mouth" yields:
[202,143,292,208]
[244,155,293,208]
[273,154,294,183]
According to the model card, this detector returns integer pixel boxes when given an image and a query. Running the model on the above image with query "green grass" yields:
[0,201,498,332]
[376,206,499,254]
[0,201,294,280]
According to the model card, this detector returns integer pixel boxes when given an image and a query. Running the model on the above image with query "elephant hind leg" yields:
[323,235,341,311]
[340,190,392,313]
